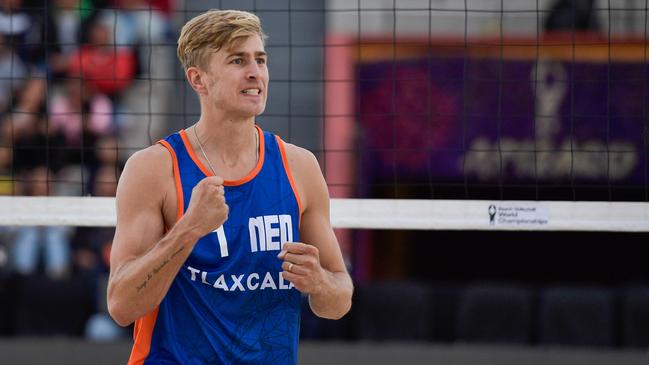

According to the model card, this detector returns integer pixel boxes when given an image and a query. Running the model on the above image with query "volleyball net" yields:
[0,0,647,233]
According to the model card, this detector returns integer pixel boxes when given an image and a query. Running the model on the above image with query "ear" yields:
[186,67,208,95]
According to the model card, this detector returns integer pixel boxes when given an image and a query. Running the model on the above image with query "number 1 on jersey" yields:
[213,226,228,257]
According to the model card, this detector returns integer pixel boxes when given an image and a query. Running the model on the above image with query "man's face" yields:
[201,35,269,119]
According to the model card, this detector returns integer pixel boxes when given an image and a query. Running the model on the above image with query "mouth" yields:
[241,88,261,96]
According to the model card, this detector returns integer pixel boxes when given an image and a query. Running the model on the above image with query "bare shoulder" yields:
[119,144,173,191]
[117,144,174,212]
[122,144,173,174]
[282,141,321,176]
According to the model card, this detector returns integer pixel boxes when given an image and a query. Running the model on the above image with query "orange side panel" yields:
[127,307,160,365]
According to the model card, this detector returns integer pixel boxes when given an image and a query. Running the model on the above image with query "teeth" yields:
[241,89,260,95]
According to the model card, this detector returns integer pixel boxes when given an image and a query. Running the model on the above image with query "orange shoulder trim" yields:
[157,140,184,221]
[275,135,303,227]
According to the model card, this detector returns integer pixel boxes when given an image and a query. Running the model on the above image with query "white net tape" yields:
[1,196,648,232]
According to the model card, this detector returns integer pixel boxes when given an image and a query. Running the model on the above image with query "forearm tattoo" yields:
[136,246,185,293]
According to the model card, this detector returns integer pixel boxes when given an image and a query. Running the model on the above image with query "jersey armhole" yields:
[275,136,303,228]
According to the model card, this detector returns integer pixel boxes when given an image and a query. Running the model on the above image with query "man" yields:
[107,9,353,365]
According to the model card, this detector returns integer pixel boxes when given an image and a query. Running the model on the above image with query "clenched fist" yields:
[183,176,229,237]
[278,242,327,295]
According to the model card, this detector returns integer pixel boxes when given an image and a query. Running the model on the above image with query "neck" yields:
[192,114,258,170]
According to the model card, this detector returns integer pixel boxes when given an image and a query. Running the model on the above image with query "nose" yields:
[245,63,261,80]
[246,62,262,80]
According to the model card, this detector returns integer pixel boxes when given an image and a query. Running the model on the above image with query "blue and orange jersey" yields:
[128,126,303,365]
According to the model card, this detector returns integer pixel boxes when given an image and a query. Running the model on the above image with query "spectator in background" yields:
[11,166,72,279]
[51,0,86,56]
[0,76,46,141]
[0,33,27,114]
[0,42,46,195]
[0,72,48,204]
[47,0,92,76]
[49,76,113,149]
[12,111,67,177]
[67,19,136,97]
[148,0,173,17]
[9,111,69,280]
[98,0,169,78]
[0,0,60,71]
[0,0,32,46]
[97,0,173,161]
[48,74,114,195]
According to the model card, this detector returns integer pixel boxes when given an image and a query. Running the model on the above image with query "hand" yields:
[183,176,229,237]
[278,242,327,295]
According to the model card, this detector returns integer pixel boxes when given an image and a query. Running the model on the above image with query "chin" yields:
[254,105,266,116]
[245,104,266,117]
[233,106,265,119]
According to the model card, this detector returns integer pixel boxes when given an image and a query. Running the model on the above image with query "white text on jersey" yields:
[248,214,293,252]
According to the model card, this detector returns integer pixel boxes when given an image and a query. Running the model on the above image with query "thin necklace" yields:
[192,125,259,176]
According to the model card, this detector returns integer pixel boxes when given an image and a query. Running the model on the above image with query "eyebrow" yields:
[228,51,267,58]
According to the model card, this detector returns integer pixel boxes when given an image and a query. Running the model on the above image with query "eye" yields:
[256,58,267,65]
[231,58,244,65]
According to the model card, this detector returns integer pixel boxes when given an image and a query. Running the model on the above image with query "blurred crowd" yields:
[0,0,175,340]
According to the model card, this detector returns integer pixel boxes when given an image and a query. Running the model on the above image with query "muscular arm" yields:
[279,143,353,320]
[107,146,227,326]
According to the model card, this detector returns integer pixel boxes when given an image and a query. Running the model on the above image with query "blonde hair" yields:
[177,9,267,71]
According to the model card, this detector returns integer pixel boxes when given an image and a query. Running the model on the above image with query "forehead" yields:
[217,35,266,57]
